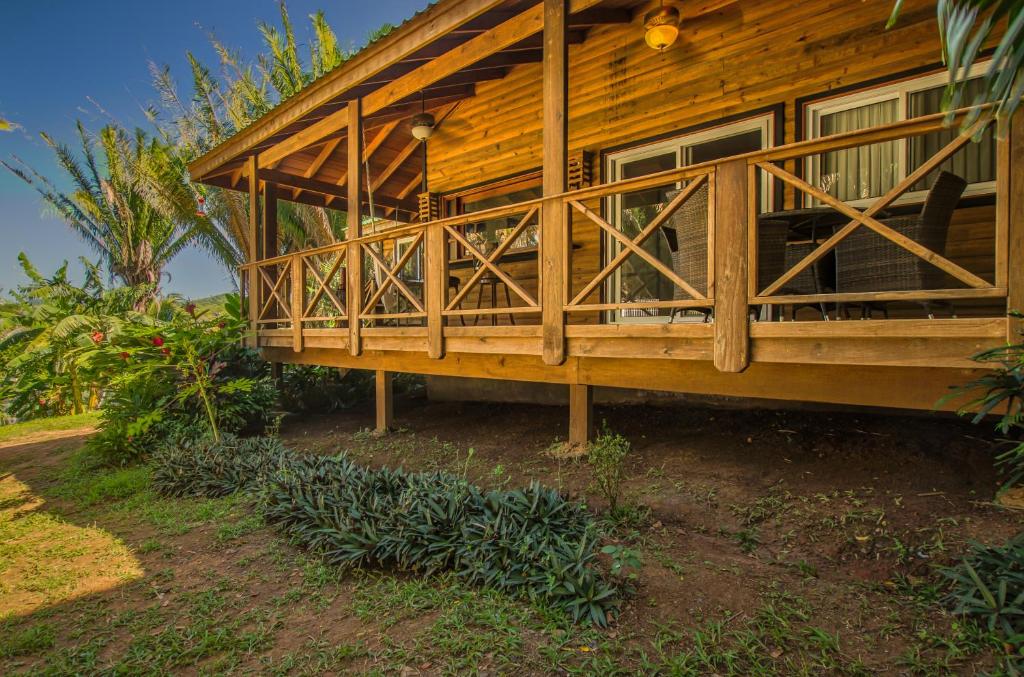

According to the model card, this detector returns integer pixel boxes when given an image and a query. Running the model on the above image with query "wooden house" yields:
[189,0,1021,442]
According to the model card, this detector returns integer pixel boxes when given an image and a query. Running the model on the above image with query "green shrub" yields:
[943,533,1024,651]
[152,434,287,497]
[279,366,373,413]
[151,437,620,625]
[588,424,630,512]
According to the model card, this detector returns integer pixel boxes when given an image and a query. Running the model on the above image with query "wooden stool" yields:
[474,273,515,326]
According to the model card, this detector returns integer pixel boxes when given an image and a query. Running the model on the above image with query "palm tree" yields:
[3,123,234,305]
[890,0,1023,134]
[150,2,388,261]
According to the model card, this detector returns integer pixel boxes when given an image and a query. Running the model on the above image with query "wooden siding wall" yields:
[426,0,998,320]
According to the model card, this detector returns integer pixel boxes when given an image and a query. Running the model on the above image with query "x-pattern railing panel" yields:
[565,172,713,313]
[300,246,347,322]
[255,260,292,322]
[444,206,540,313]
[753,125,993,300]
[361,231,425,318]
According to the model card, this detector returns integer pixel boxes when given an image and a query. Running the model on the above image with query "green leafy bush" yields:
[588,424,630,512]
[943,534,1024,649]
[83,295,275,463]
[279,365,373,413]
[151,436,620,625]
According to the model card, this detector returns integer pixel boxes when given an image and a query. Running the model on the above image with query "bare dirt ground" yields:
[0,397,1020,675]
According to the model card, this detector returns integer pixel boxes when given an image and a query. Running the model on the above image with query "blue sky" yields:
[0,0,425,299]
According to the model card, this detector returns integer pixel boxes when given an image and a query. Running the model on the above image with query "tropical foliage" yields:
[2,124,233,300]
[82,294,275,462]
[889,0,1024,134]
[152,435,621,625]
[0,254,149,419]
[148,2,384,256]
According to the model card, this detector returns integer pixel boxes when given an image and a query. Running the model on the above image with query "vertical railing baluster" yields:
[426,223,446,358]
[291,254,303,352]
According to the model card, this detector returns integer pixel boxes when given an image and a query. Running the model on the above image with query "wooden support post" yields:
[262,182,279,320]
[541,0,568,366]
[291,254,303,352]
[713,159,751,373]
[246,156,259,346]
[1006,109,1024,341]
[425,224,446,358]
[375,369,393,433]
[346,99,363,356]
[568,383,592,446]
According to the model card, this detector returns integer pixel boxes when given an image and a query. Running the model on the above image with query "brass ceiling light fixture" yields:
[644,1,680,52]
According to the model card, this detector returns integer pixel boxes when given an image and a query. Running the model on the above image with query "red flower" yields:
[185,303,197,316]
[152,336,164,347]
[38,397,46,406]
[161,347,171,356]
[217,322,226,329]
[119,351,130,360]
[91,331,104,343]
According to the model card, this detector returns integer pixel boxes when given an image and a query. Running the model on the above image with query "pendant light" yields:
[644,1,680,52]
[410,91,435,141]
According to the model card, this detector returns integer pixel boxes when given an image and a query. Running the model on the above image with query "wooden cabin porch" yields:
[189,0,1022,442]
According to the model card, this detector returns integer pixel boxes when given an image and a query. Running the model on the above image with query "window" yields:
[603,114,775,323]
[443,174,542,260]
[394,235,423,281]
[805,64,996,205]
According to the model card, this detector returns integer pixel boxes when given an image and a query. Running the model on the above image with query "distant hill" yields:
[192,293,232,314]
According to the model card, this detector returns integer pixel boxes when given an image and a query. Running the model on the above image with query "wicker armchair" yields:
[834,170,967,318]
[664,183,791,321]
[665,183,711,321]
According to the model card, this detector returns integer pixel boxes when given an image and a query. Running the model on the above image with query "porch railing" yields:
[239,108,1014,371]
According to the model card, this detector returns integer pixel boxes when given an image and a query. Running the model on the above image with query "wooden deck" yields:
[242,111,1021,419]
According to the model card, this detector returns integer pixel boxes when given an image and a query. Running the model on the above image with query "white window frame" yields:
[603,114,775,324]
[394,235,423,282]
[804,62,996,208]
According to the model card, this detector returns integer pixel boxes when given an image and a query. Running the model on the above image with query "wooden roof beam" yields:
[256,0,600,170]
[259,168,418,214]
[189,0,508,180]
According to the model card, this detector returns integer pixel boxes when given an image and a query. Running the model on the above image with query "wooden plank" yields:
[541,0,569,366]
[246,156,259,344]
[568,383,592,445]
[750,317,1005,339]
[375,369,394,432]
[1009,108,1024,340]
[291,255,303,352]
[426,223,446,358]
[753,287,1006,304]
[261,183,280,321]
[713,159,750,373]
[347,100,363,357]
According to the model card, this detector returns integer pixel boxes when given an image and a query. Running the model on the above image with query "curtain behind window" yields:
[819,99,898,201]
[908,79,996,191]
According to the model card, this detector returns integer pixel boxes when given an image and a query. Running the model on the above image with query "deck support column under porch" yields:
[568,383,592,446]
[375,369,394,433]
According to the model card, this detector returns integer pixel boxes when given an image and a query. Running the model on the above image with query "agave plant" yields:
[3,123,235,302]
[890,0,1024,134]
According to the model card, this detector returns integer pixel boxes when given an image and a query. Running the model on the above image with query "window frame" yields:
[602,113,776,324]
[803,61,996,207]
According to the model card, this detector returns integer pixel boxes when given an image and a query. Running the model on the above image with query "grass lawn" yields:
[0,402,1018,674]
[0,412,99,444]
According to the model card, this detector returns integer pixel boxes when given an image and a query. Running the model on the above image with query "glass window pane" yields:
[908,79,996,190]
[819,99,899,201]
[686,129,763,165]
[616,183,677,316]
[463,185,542,249]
